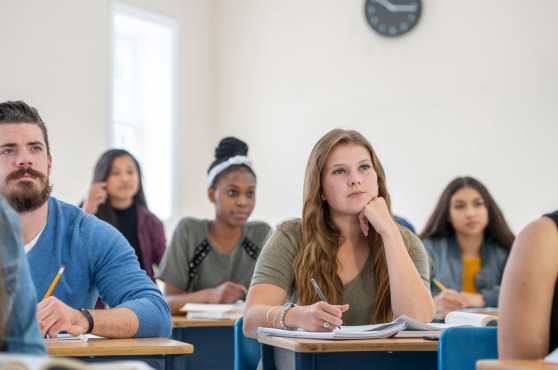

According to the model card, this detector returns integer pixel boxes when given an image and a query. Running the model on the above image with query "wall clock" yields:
[364,0,422,37]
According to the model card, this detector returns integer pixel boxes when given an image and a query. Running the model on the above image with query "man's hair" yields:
[0,101,51,155]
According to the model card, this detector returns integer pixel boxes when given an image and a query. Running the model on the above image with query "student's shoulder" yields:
[50,198,127,251]
[268,219,302,244]
[51,197,106,230]
[399,227,429,260]
[174,217,207,232]
[137,204,164,228]
[516,216,558,255]
[245,220,272,233]
[421,235,450,249]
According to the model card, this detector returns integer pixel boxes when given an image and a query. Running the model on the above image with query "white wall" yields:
[211,0,558,233]
[0,0,216,233]
[1,0,557,235]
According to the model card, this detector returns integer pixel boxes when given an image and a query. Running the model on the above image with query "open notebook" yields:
[257,317,407,340]
[394,311,498,338]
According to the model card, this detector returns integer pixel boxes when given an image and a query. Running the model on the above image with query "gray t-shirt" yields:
[251,219,430,325]
[157,217,271,292]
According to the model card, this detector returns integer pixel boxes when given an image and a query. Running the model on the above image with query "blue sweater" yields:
[27,197,172,338]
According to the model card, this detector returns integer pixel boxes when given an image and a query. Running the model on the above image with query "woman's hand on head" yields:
[433,289,466,311]
[82,182,108,214]
[287,302,349,332]
[358,197,394,236]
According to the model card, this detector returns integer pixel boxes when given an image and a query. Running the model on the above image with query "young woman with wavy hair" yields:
[244,129,434,337]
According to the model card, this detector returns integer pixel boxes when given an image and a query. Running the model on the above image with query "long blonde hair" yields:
[293,129,393,323]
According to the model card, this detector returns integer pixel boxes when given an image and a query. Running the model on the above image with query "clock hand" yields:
[374,0,397,12]
[390,3,418,12]
[373,0,417,13]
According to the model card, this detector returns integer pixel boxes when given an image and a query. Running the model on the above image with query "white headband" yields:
[207,155,254,187]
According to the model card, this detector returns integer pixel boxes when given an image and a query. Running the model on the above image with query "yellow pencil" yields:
[43,266,65,300]
[432,278,447,291]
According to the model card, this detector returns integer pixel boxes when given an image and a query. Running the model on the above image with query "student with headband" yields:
[157,137,271,314]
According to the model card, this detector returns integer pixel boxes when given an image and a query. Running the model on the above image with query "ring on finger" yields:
[322,321,330,328]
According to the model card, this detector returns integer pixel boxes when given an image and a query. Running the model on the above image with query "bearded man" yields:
[0,101,171,339]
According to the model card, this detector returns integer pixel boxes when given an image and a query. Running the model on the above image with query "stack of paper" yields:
[257,318,406,340]
[44,334,104,342]
[180,302,244,320]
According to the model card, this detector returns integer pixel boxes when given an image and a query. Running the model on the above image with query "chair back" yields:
[234,317,261,370]
[438,326,498,370]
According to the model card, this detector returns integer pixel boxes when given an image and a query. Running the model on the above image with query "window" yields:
[111,3,177,221]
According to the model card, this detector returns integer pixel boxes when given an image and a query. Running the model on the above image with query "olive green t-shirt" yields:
[251,219,430,325]
[157,217,271,292]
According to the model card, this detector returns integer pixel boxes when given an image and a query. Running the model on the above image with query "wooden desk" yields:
[171,315,236,370]
[477,359,558,369]
[47,337,192,370]
[258,335,438,370]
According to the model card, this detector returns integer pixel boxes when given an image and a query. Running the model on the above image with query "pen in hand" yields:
[310,278,341,329]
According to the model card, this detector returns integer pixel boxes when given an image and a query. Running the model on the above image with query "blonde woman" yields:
[244,129,434,336]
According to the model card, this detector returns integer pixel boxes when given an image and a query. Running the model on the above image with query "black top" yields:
[545,210,558,353]
[114,204,144,270]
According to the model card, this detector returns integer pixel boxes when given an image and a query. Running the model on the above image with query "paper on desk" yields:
[180,302,245,313]
[180,301,245,319]
[186,311,243,320]
[0,353,156,370]
[44,333,104,342]
[257,319,406,340]
[545,346,558,364]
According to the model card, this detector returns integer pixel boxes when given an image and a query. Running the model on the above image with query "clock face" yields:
[364,0,422,37]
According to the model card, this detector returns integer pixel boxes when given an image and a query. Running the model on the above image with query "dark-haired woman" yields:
[82,149,166,283]
[157,137,271,314]
[419,176,514,311]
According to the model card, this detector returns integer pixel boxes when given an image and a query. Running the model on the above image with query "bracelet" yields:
[79,308,94,334]
[279,302,296,330]
[272,305,282,328]
[266,306,280,327]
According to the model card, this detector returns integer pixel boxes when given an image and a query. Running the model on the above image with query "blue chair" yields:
[438,326,498,370]
[234,316,261,370]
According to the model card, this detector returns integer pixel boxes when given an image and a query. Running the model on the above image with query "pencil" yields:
[310,278,341,329]
[432,278,447,292]
[43,266,65,301]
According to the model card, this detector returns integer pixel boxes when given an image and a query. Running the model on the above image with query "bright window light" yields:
[111,3,177,221]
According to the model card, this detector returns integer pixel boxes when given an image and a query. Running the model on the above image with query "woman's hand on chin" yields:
[358,197,394,236]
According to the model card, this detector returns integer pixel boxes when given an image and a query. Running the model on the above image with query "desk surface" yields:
[258,334,438,353]
[172,315,236,328]
[477,359,558,369]
[47,337,194,357]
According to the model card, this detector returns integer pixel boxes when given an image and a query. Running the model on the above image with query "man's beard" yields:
[4,167,53,212]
